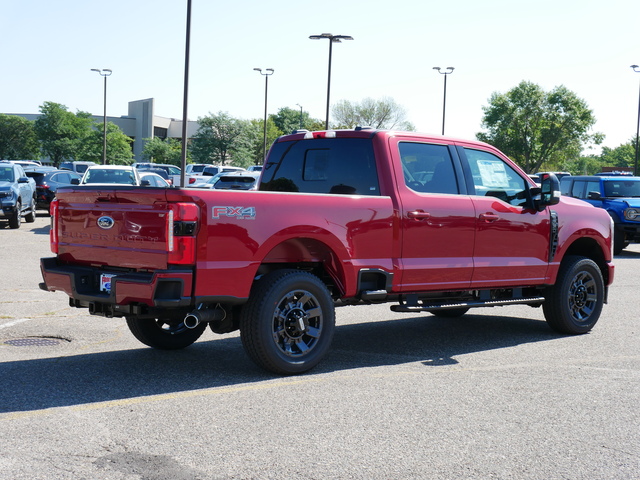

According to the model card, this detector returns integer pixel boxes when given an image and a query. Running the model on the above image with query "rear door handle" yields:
[479,213,499,222]
[408,210,431,220]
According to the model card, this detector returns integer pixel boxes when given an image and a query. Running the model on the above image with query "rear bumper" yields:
[40,257,194,314]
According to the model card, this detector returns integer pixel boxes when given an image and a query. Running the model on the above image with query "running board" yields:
[390,296,545,313]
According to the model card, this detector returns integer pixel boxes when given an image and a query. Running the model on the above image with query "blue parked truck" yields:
[560,175,640,254]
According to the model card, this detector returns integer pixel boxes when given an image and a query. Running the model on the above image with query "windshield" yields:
[0,167,15,182]
[84,168,137,185]
[603,180,640,197]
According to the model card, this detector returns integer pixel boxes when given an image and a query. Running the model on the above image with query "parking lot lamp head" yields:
[433,66,455,135]
[309,33,354,129]
[91,68,113,165]
[254,68,275,162]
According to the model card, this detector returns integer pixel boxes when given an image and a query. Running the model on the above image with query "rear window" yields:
[260,138,379,195]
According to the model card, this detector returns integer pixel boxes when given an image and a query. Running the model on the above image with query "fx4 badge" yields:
[212,206,256,220]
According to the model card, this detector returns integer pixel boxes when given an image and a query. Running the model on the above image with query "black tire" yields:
[428,307,470,318]
[240,269,335,375]
[24,197,36,223]
[126,317,207,350]
[8,201,21,229]
[543,255,604,334]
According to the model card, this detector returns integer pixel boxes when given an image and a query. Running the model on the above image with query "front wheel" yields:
[543,256,604,334]
[8,201,21,229]
[240,269,335,375]
[126,317,207,349]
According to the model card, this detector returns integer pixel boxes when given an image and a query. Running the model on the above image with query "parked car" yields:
[0,161,37,228]
[187,165,247,187]
[535,171,571,181]
[185,164,212,175]
[75,165,143,186]
[134,163,198,186]
[139,172,170,187]
[8,160,42,168]
[59,161,96,174]
[136,167,173,185]
[201,165,246,176]
[25,168,82,211]
[247,165,263,172]
[210,171,261,190]
[560,174,640,254]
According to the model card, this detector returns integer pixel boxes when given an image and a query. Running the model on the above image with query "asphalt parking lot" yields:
[1,213,638,479]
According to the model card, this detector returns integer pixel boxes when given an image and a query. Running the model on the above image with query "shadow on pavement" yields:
[0,311,563,413]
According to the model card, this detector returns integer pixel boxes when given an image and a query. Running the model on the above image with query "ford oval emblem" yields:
[97,216,115,230]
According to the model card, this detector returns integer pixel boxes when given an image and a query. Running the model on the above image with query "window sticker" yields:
[477,160,509,188]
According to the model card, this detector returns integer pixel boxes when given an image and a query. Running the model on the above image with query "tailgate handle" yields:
[96,196,115,202]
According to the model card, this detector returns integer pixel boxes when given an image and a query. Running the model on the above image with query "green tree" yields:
[77,123,134,165]
[271,107,323,134]
[332,97,415,130]
[477,81,602,173]
[190,112,245,165]
[598,140,636,170]
[33,102,94,167]
[141,137,183,165]
[0,114,39,160]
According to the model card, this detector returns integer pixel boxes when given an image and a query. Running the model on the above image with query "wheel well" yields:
[258,237,345,297]
[563,237,609,284]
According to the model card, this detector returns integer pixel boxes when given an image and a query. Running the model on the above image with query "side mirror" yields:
[70,178,80,185]
[18,176,29,183]
[587,191,602,200]
[140,180,151,186]
[535,172,560,211]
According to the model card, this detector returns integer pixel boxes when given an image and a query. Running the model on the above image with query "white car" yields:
[76,165,143,186]
[140,172,170,187]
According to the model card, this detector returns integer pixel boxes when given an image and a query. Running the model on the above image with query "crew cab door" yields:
[391,139,475,291]
[457,145,551,287]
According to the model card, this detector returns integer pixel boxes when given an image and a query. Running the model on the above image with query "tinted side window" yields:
[464,148,528,207]
[260,138,380,195]
[399,142,459,194]
[571,181,586,198]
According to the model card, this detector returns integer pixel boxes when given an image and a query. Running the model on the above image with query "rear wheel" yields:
[24,197,36,223]
[543,256,604,334]
[240,269,335,375]
[8,201,21,229]
[126,317,207,349]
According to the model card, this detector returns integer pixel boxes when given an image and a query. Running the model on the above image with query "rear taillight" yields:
[167,202,199,265]
[188,177,196,184]
[50,199,59,254]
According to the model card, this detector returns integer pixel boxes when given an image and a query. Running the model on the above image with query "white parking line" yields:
[0,318,31,329]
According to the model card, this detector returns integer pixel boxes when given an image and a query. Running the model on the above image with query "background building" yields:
[8,98,200,161]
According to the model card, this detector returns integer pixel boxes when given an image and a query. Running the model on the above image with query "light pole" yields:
[309,33,353,129]
[296,103,303,129]
[632,65,640,176]
[433,66,454,135]
[254,68,274,162]
[90,68,112,164]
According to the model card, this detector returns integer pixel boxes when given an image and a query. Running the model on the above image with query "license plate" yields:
[100,274,115,293]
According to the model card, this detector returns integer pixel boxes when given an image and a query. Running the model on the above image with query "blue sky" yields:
[2,0,639,152]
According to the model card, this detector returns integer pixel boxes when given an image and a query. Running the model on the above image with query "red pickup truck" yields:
[40,129,615,374]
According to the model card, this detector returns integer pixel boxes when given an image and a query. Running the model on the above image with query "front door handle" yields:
[479,212,499,222]
[408,210,431,220]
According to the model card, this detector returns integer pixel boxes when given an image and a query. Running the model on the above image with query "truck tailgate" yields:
[54,188,171,270]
